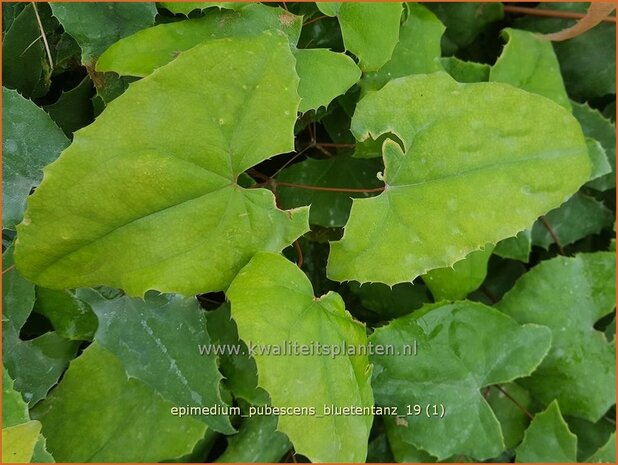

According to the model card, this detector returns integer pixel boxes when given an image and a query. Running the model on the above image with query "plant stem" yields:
[539,216,565,255]
[503,5,616,24]
[493,385,535,420]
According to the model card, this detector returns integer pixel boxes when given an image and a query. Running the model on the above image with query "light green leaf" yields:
[49,2,157,63]
[315,2,341,17]
[384,416,437,462]
[3,366,29,427]
[423,246,493,300]
[2,88,69,231]
[490,28,570,110]
[569,416,616,462]
[441,56,490,83]
[486,383,532,450]
[494,230,531,263]
[498,253,616,421]
[2,420,41,463]
[515,3,615,100]
[369,300,551,460]
[361,3,444,92]
[227,252,373,462]
[215,413,290,463]
[81,290,233,433]
[516,401,577,463]
[96,4,302,77]
[277,155,382,227]
[587,433,616,463]
[329,2,403,72]
[16,34,309,297]
[35,288,98,341]
[531,193,614,250]
[295,49,360,112]
[160,2,247,15]
[327,72,590,286]
[587,138,612,181]
[31,343,207,462]
[572,101,616,191]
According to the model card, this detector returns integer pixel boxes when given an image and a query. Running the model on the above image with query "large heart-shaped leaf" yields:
[327,72,590,285]
[227,252,373,462]
[15,34,309,296]
[369,300,551,460]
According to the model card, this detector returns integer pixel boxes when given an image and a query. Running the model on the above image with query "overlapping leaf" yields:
[31,343,208,462]
[370,300,551,460]
[82,289,233,433]
[498,252,616,421]
[3,88,69,230]
[227,252,373,462]
[328,72,590,285]
[15,34,309,296]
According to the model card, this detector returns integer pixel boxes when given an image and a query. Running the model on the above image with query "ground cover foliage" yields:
[2,1,616,463]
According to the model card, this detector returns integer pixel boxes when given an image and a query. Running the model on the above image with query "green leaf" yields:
[486,383,532,450]
[587,433,616,463]
[441,56,490,83]
[490,28,570,110]
[572,101,616,191]
[347,281,430,321]
[426,2,503,53]
[384,415,438,462]
[327,2,403,72]
[369,300,551,460]
[515,3,615,100]
[2,4,51,98]
[2,88,69,231]
[515,401,577,463]
[295,49,360,112]
[82,289,233,433]
[531,193,614,250]
[315,2,341,17]
[49,2,157,63]
[160,2,247,15]
[494,230,531,263]
[586,137,612,182]
[3,366,29,427]
[35,288,98,341]
[327,72,590,286]
[277,155,382,227]
[3,247,79,406]
[2,420,41,463]
[31,343,207,462]
[568,416,615,462]
[497,252,616,422]
[43,77,94,137]
[204,304,268,405]
[361,4,444,92]
[423,246,493,300]
[96,4,302,77]
[227,252,373,462]
[16,34,309,297]
[215,413,290,463]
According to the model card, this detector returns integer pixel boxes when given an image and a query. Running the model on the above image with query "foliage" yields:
[2,1,615,463]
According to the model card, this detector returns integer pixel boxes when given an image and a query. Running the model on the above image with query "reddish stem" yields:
[503,5,616,24]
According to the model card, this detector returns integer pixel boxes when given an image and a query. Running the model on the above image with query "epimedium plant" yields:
[2,1,616,463]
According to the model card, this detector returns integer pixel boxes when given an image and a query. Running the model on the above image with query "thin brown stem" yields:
[539,216,565,255]
[293,240,304,268]
[493,385,534,420]
[32,2,54,71]
[503,5,616,24]
[2,264,16,275]
[481,285,498,304]
[303,14,328,26]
